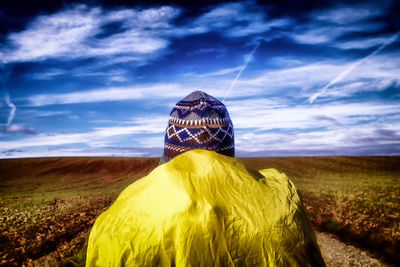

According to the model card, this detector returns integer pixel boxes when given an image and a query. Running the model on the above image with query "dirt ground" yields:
[316,231,390,267]
[1,157,398,266]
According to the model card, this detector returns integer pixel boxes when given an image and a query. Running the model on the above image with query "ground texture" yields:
[0,156,399,266]
[316,231,389,267]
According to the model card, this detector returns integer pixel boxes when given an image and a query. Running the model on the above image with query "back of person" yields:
[86,91,325,266]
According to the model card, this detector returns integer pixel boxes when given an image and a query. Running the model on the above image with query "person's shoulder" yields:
[258,168,287,178]
[258,168,291,184]
[257,168,301,203]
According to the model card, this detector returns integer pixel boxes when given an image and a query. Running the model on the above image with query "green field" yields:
[0,156,399,266]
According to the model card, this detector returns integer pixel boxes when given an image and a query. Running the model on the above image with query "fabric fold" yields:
[86,149,325,267]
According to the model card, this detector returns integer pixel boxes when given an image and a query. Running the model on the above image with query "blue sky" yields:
[0,0,399,158]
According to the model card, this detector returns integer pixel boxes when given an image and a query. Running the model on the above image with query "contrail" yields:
[4,91,16,126]
[0,64,16,127]
[223,41,261,101]
[309,31,400,104]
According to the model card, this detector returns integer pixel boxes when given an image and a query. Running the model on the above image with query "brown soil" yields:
[1,197,390,266]
[0,195,116,266]
[0,156,398,266]
[0,157,159,193]
[316,231,390,267]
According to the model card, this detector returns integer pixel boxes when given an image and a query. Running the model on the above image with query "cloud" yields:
[1,98,399,157]
[26,84,184,106]
[1,149,25,156]
[315,4,385,24]
[25,81,264,107]
[0,2,292,65]
[0,5,180,63]
[312,115,342,126]
[24,50,400,107]
[97,146,163,157]
[227,99,400,132]
[1,1,399,158]
[181,2,292,38]
[334,35,398,50]
[310,34,400,103]
[0,147,162,159]
[292,23,385,45]
[1,124,37,135]
[0,121,164,150]
[0,114,168,158]
[291,3,388,45]
[29,69,67,80]
[29,64,131,82]
[312,79,397,99]
[235,124,400,156]
[186,47,227,57]
[232,52,400,101]
[237,62,344,90]
[185,66,242,77]
[0,115,169,152]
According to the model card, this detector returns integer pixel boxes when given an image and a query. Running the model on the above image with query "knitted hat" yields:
[162,91,234,162]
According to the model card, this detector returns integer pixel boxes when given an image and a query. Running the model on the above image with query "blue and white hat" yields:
[162,91,234,162]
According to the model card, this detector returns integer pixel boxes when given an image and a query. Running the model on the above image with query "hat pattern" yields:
[162,91,234,162]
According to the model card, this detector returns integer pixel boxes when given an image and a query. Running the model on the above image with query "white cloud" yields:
[30,65,131,82]
[137,135,165,148]
[186,47,227,57]
[309,52,400,102]
[292,23,384,45]
[292,3,388,45]
[315,5,385,24]
[1,124,37,135]
[3,5,100,62]
[316,79,396,99]
[185,66,242,77]
[185,2,292,38]
[231,52,400,100]
[0,115,163,157]
[192,2,245,31]
[334,35,397,50]
[227,18,291,38]
[24,51,400,107]
[227,99,400,132]
[0,148,153,159]
[238,62,341,89]
[0,5,179,63]
[0,2,293,64]
[235,124,400,156]
[27,84,180,106]
[0,122,164,150]
[25,81,263,107]
[1,2,399,158]
[1,97,399,157]
[30,69,66,80]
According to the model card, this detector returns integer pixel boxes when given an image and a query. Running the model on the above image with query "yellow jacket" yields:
[86,149,325,266]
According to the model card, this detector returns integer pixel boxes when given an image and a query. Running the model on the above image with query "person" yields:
[86,91,325,266]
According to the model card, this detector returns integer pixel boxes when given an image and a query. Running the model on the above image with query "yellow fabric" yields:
[86,149,325,266]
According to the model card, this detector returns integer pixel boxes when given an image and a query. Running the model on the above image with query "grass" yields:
[0,157,159,266]
[240,156,400,265]
[0,156,399,266]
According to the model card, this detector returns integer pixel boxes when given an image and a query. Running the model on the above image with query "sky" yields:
[0,0,399,158]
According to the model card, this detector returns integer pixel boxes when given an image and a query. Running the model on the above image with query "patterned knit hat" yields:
[162,91,234,162]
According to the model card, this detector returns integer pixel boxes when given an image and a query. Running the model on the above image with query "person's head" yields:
[161,91,234,163]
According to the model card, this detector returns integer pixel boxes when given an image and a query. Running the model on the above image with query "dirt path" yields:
[315,231,390,267]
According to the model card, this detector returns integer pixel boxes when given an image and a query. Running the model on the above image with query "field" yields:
[241,156,400,265]
[0,156,399,266]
